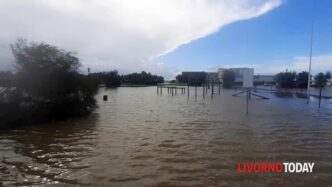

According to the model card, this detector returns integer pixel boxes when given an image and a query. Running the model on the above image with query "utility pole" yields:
[307,0,315,104]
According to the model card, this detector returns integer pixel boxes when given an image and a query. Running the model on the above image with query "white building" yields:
[218,68,254,87]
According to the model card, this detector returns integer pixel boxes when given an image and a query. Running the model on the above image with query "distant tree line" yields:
[275,71,331,89]
[90,71,164,87]
[122,71,164,85]
[90,71,122,87]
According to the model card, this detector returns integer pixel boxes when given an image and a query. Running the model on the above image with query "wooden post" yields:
[319,87,322,108]
[103,95,108,101]
[211,81,214,98]
[203,84,205,98]
[206,82,208,94]
[195,86,197,98]
[218,82,221,96]
[157,86,159,95]
[246,89,249,114]
[160,86,162,95]
[187,84,189,98]
[249,88,251,100]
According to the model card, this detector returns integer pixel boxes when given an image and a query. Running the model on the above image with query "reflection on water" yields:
[1,87,332,186]
[1,116,98,185]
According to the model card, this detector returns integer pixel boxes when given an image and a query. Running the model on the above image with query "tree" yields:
[176,74,188,83]
[122,71,164,85]
[274,71,296,88]
[0,71,16,87]
[296,71,309,88]
[222,69,235,88]
[314,72,327,88]
[189,75,206,86]
[9,39,98,121]
[90,70,122,87]
[325,71,331,79]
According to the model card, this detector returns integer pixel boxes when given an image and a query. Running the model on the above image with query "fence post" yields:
[319,87,322,108]
[246,88,249,114]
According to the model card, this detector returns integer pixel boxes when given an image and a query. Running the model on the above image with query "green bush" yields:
[0,39,99,127]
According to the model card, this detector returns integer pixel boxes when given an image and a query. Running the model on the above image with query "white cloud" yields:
[215,55,332,75]
[0,0,282,77]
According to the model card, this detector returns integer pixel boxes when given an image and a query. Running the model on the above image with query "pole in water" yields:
[195,86,197,98]
[246,89,249,114]
[206,82,208,94]
[203,84,205,98]
[319,87,322,108]
[103,95,108,101]
[218,82,221,95]
[157,86,159,95]
[307,1,315,104]
[249,88,251,100]
[187,84,189,98]
[160,86,162,95]
[211,81,214,98]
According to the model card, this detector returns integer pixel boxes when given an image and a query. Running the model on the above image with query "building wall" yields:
[218,68,226,80]
[206,72,219,82]
[254,75,274,82]
[182,72,206,80]
[181,72,207,85]
[254,75,275,85]
[229,68,254,87]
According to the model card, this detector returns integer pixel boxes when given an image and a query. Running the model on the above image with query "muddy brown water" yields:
[1,87,332,186]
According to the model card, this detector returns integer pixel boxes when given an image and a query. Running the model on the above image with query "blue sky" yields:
[1,0,331,79]
[153,0,332,78]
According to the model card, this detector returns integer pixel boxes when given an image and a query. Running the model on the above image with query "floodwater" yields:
[1,87,332,186]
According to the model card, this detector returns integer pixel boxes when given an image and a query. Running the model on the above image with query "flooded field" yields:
[1,87,332,186]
